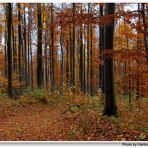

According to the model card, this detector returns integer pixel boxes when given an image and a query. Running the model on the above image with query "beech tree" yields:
[103,3,118,116]
[99,4,104,93]
[37,3,43,89]
[7,3,12,97]
[70,3,76,92]
[50,3,55,92]
[142,3,148,63]
[17,3,22,86]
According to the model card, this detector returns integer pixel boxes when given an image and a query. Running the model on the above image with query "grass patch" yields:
[82,96,103,113]
[81,121,91,135]
[67,128,77,140]
[31,89,48,103]
[108,116,121,124]
[136,127,148,133]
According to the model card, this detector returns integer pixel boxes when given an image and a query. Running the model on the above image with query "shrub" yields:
[32,89,48,103]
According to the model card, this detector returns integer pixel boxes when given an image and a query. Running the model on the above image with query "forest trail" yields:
[0,103,67,140]
[0,98,147,141]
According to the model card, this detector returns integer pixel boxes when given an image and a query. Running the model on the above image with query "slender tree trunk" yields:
[18,4,22,86]
[83,37,86,93]
[59,4,64,91]
[27,6,30,87]
[7,3,13,97]
[123,18,127,98]
[12,25,17,72]
[99,4,104,93]
[87,3,90,94]
[70,28,72,86]
[60,26,64,90]
[124,18,131,103]
[90,24,94,96]
[70,3,76,92]
[79,25,83,92]
[136,4,141,99]
[44,29,48,90]
[4,16,7,78]
[23,5,27,87]
[29,6,33,89]
[123,61,127,97]
[12,24,15,72]
[103,3,117,116]
[66,38,70,85]
[50,3,55,92]
[37,3,43,89]
[142,3,148,63]
[30,38,33,89]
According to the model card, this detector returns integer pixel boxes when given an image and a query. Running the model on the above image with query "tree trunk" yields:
[70,3,76,92]
[29,6,33,89]
[103,3,117,116]
[7,3,13,97]
[79,24,83,92]
[60,26,64,90]
[50,3,55,92]
[27,6,31,87]
[142,3,148,63]
[87,3,90,94]
[90,6,94,96]
[66,38,70,85]
[37,3,43,89]
[4,10,7,78]
[23,5,27,87]
[18,3,22,86]
[45,31,48,90]
[99,4,104,93]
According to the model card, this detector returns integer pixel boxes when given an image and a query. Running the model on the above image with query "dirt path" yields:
[0,102,147,141]
[0,104,67,140]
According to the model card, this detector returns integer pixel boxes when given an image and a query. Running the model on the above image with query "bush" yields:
[32,89,48,103]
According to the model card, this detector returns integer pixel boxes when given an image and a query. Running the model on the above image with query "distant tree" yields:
[70,3,76,92]
[50,3,55,92]
[142,3,148,63]
[99,4,104,93]
[60,4,64,91]
[23,4,27,87]
[17,3,22,86]
[28,5,34,89]
[90,4,94,96]
[87,3,90,94]
[79,4,84,92]
[37,3,43,89]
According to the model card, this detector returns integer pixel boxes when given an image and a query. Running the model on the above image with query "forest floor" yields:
[0,91,147,141]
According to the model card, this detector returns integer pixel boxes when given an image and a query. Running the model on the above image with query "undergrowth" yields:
[0,89,147,140]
